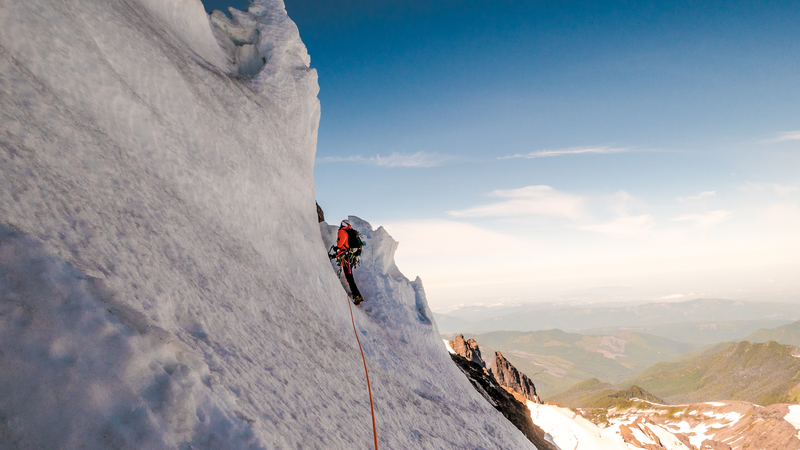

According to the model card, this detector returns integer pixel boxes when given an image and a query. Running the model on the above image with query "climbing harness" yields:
[329,246,362,274]
[345,292,379,450]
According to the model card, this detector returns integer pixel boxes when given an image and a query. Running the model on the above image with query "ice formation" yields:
[0,0,535,448]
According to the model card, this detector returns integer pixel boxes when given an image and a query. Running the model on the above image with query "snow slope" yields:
[526,402,693,450]
[0,0,535,448]
[527,403,630,450]
[530,398,800,450]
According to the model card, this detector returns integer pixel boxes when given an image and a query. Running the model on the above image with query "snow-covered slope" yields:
[528,398,800,449]
[0,0,535,448]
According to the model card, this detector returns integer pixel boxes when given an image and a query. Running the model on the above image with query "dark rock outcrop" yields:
[449,353,557,450]
[449,334,485,367]
[316,202,324,222]
[491,351,542,404]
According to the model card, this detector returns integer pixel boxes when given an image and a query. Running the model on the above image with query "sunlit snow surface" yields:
[526,401,698,450]
[527,402,630,449]
[786,405,800,439]
[0,0,535,448]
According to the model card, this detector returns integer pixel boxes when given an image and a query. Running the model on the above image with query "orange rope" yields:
[346,294,379,450]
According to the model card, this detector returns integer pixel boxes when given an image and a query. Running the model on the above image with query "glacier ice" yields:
[0,0,535,448]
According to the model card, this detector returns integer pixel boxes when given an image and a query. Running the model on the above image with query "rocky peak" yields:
[491,351,542,404]
[448,353,557,450]
[449,334,485,367]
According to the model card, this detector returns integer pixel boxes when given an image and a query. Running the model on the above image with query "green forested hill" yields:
[548,378,618,408]
[629,340,800,405]
[549,379,664,417]
[746,320,800,347]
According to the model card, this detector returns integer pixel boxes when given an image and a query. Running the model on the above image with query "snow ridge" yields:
[0,0,534,448]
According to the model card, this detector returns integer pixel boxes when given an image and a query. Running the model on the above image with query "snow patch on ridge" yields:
[786,405,800,439]
[527,402,630,449]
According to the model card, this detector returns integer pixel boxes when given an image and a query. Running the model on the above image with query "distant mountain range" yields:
[436,298,800,337]
[455,329,693,397]
[582,319,793,346]
[442,300,800,400]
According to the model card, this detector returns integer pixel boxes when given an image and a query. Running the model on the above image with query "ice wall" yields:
[0,0,535,448]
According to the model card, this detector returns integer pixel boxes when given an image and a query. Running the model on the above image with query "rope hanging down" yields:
[346,295,379,450]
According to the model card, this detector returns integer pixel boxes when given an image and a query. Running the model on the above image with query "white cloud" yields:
[659,294,685,300]
[671,210,732,232]
[760,130,800,143]
[500,146,630,159]
[316,151,454,167]
[381,220,538,258]
[676,191,716,203]
[447,185,585,220]
[575,214,655,239]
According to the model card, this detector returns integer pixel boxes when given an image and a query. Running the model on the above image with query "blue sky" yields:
[204,1,800,310]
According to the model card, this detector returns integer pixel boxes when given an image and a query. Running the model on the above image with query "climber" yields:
[329,220,364,305]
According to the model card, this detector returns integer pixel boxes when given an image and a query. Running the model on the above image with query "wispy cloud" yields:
[676,191,716,203]
[671,210,732,232]
[740,182,799,196]
[500,146,631,160]
[316,151,454,167]
[606,190,645,216]
[759,131,800,143]
[447,185,585,219]
[575,215,655,239]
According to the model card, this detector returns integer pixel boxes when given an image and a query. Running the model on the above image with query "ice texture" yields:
[0,0,534,448]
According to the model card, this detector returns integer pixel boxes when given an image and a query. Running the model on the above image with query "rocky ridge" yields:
[449,333,485,367]
[492,351,543,404]
[448,353,557,450]
[447,335,552,448]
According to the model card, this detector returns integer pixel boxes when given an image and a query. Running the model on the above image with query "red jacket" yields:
[335,226,352,257]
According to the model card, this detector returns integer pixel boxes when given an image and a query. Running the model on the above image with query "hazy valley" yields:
[445,305,800,449]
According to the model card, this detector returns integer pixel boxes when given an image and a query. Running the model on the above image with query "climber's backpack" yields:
[346,227,363,256]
